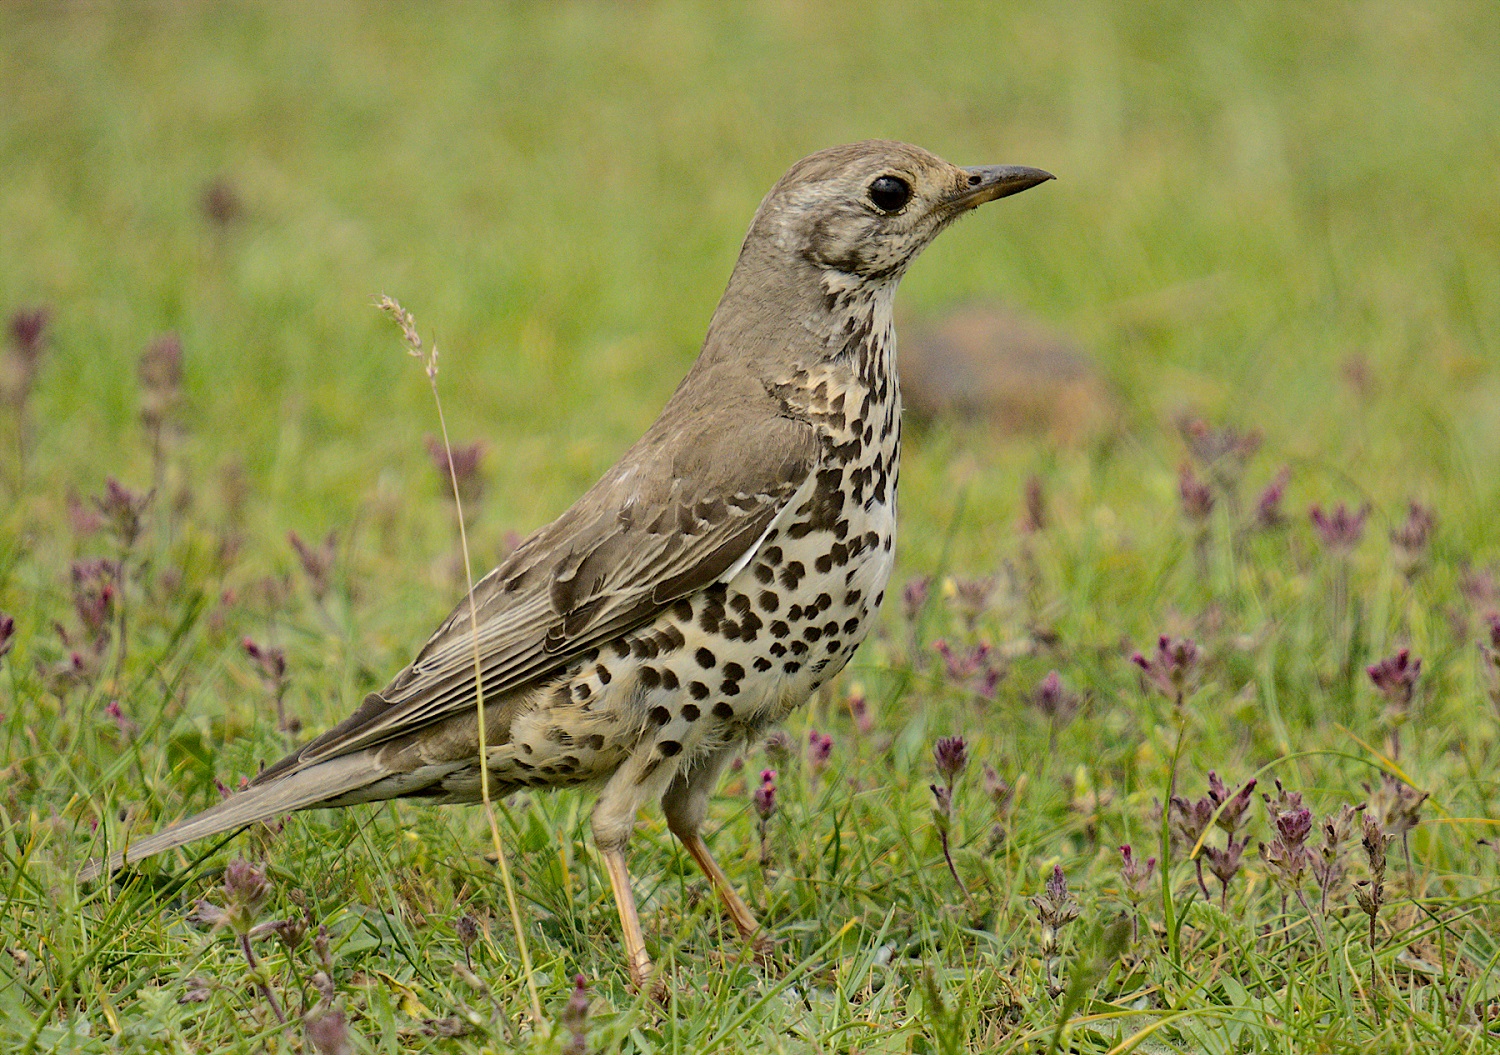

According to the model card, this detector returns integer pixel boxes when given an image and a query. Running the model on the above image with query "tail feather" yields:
[82,751,387,881]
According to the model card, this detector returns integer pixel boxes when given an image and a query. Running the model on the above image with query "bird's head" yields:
[746,140,1053,286]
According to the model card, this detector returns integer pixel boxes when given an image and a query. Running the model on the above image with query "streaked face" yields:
[756,141,1052,282]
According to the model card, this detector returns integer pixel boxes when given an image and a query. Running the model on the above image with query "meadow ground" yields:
[2,2,1499,1051]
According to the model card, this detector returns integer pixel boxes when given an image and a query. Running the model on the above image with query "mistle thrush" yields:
[92,141,1052,987]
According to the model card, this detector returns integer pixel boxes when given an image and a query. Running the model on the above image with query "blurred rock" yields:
[900,305,1114,444]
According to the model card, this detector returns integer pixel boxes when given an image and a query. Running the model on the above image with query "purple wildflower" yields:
[1366,649,1420,708]
[1254,467,1291,529]
[289,530,337,601]
[901,576,931,622]
[1309,502,1369,552]
[806,730,833,774]
[753,769,777,820]
[562,974,591,1055]
[933,735,968,787]
[1390,502,1436,571]
[1179,463,1214,522]
[1132,634,1199,705]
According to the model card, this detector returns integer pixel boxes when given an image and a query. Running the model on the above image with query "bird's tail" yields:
[81,750,386,881]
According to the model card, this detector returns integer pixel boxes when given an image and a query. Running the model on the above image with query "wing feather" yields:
[255,409,817,785]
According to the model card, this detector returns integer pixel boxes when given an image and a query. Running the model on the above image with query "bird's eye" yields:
[867,175,911,213]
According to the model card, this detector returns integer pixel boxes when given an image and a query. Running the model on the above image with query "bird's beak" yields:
[951,165,1055,209]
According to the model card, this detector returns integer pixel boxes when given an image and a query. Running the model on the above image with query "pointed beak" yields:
[951,165,1055,208]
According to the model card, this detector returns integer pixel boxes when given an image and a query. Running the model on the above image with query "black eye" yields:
[867,175,911,213]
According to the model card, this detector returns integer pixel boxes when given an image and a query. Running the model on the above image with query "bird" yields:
[90,140,1052,988]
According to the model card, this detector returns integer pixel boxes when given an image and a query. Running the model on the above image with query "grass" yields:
[1,0,1499,1051]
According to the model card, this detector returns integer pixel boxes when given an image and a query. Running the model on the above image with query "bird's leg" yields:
[592,745,683,991]
[599,845,654,990]
[662,749,769,956]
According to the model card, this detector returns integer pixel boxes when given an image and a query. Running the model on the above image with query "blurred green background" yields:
[4,3,1500,1048]
[4,0,1496,575]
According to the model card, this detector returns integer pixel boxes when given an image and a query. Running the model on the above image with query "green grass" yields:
[2,1,1499,1051]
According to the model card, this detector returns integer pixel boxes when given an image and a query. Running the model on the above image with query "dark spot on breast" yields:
[584,734,606,750]
[681,704,700,721]
[815,593,832,611]
[730,594,753,616]
[754,564,774,584]
[804,625,822,642]
[826,639,841,653]
[721,679,742,696]
[612,639,631,658]
[660,625,685,650]
[689,680,709,699]
[720,621,741,640]
[696,648,716,668]
[769,642,787,657]
[521,743,534,755]
[574,683,591,701]
[815,554,833,574]
[787,605,804,622]
[762,545,783,565]
[844,590,862,607]
[547,727,574,745]
[673,598,694,622]
[639,666,661,689]
[843,617,860,634]
[722,661,745,681]
[770,620,789,638]
[791,640,808,656]
[758,590,780,612]
[783,661,802,674]
[780,562,805,589]
[712,702,735,719]
[659,740,682,757]
[561,755,580,769]
[595,664,612,685]
[649,705,671,725]
[754,657,772,672]
[582,647,600,663]
[823,621,839,636]
[661,668,680,690]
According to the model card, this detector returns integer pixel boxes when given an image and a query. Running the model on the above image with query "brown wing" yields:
[256,407,818,783]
